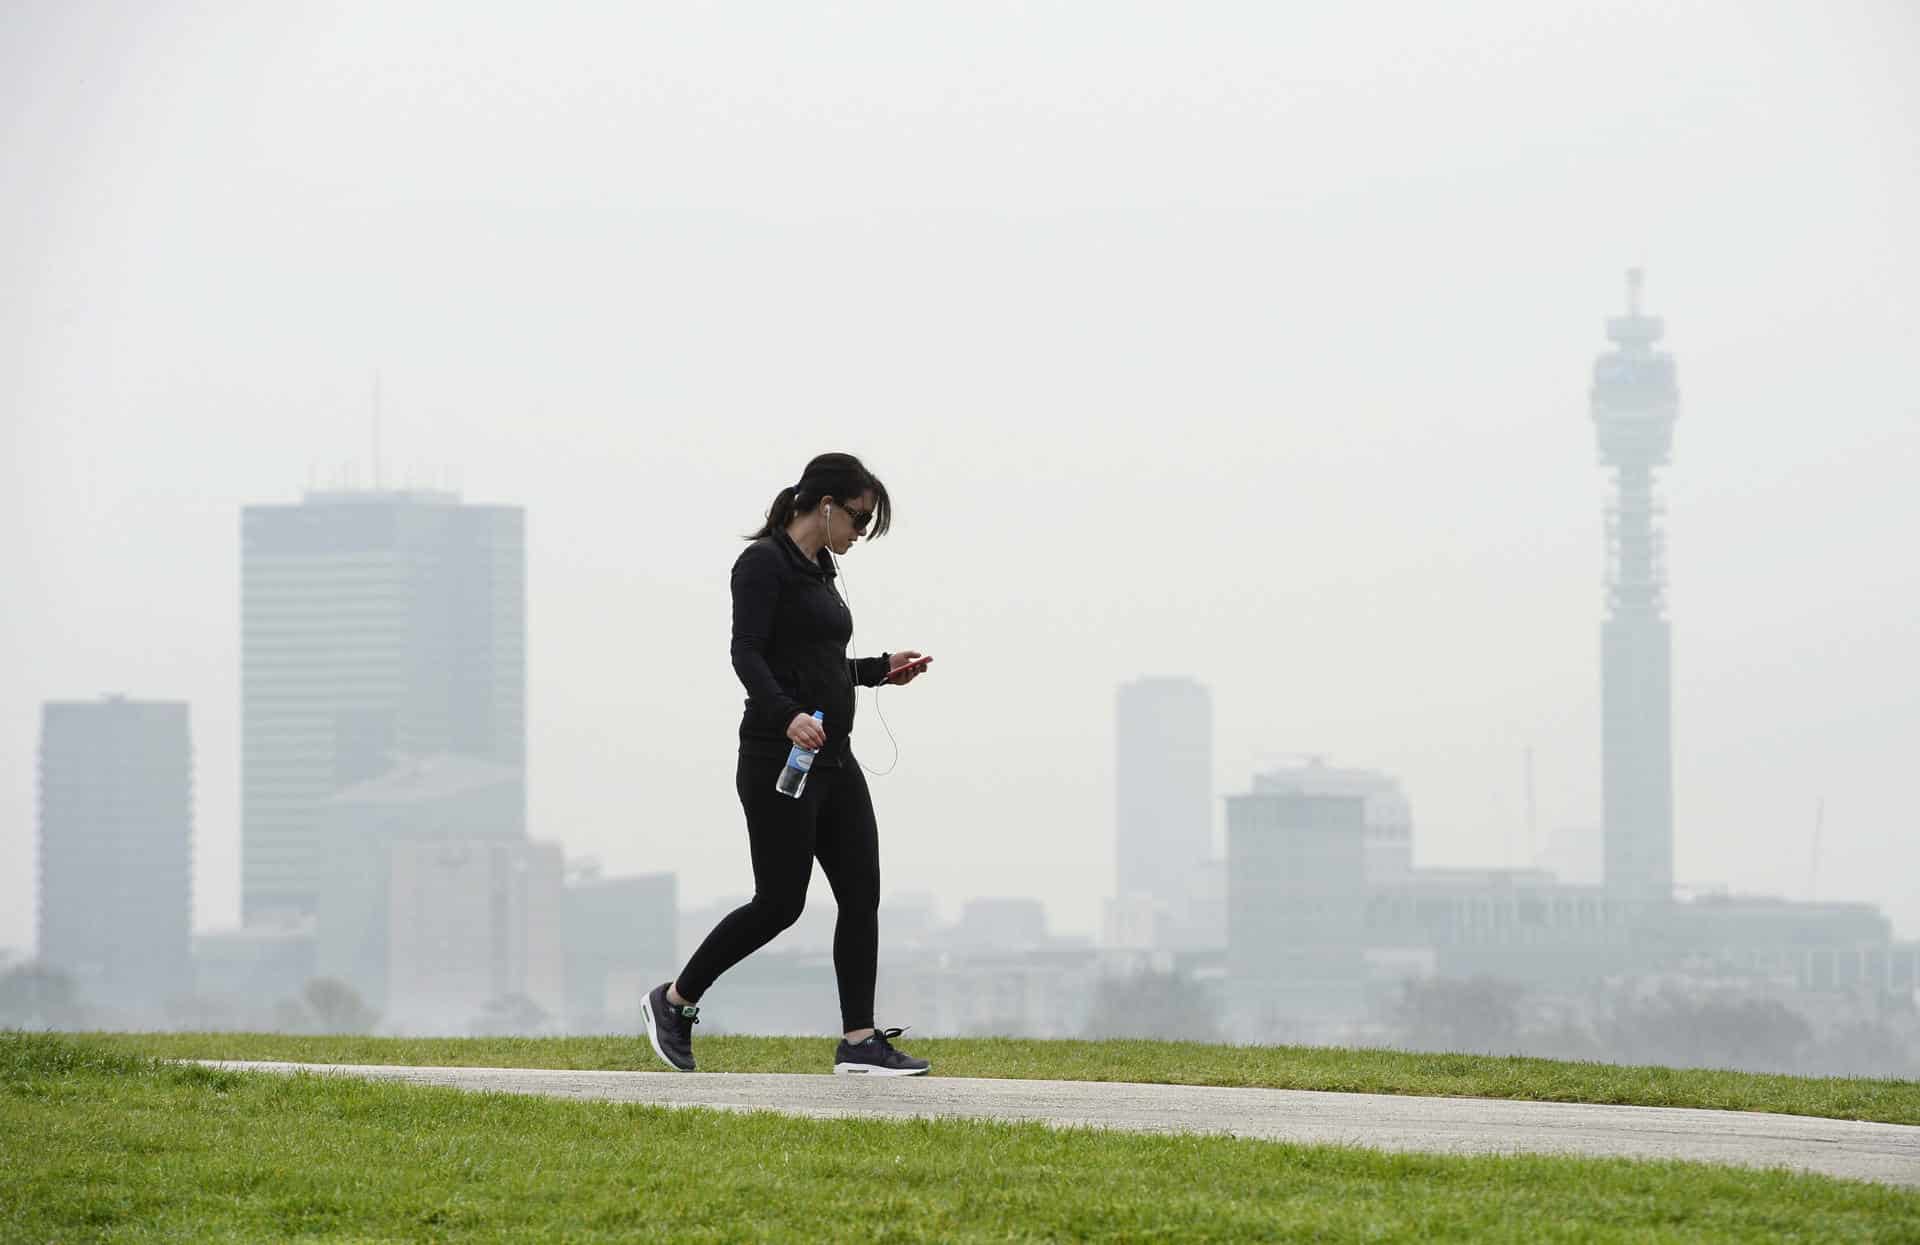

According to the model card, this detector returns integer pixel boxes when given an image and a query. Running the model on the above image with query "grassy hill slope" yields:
[84,1029,1920,1125]
[6,1034,1918,1243]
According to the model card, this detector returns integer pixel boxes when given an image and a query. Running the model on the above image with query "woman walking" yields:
[643,452,934,1075]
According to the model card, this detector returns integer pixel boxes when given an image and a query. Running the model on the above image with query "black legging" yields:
[675,752,881,1032]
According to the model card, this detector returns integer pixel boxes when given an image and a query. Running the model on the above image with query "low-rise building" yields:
[562,868,676,1032]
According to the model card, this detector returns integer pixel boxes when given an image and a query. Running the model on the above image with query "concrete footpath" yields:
[205,1061,1920,1189]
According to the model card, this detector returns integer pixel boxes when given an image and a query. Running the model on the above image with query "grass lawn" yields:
[86,1028,1920,1127]
[4,1033,1917,1243]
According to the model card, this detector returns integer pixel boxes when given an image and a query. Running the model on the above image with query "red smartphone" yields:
[889,655,933,681]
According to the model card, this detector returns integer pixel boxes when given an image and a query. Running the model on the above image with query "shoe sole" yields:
[833,1062,930,1076]
[640,994,694,1072]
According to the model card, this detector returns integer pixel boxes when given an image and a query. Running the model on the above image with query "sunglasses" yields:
[842,506,875,532]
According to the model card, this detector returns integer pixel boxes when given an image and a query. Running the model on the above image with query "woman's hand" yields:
[885,650,932,685]
[787,712,827,751]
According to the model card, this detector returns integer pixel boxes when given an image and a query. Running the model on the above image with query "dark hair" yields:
[748,452,893,541]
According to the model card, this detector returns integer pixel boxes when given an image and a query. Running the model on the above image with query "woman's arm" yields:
[848,654,891,687]
[730,546,803,727]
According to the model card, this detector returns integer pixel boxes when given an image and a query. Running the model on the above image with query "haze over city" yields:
[5,0,1917,968]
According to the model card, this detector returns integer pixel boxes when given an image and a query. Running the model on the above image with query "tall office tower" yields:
[38,696,193,1007]
[1591,269,1679,900]
[1115,677,1213,909]
[242,489,525,924]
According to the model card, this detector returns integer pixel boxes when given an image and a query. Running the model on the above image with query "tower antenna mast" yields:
[1592,268,1679,899]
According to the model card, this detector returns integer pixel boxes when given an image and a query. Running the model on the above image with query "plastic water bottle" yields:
[776,711,825,798]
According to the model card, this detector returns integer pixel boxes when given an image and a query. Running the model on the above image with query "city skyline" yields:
[5,1,1917,953]
[9,405,1918,951]
[240,487,526,924]
[10,363,1917,954]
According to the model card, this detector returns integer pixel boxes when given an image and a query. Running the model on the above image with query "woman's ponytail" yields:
[744,454,890,541]
[749,485,803,541]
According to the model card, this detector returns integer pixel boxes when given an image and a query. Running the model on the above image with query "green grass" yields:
[4,1033,1916,1243]
[82,1029,1920,1126]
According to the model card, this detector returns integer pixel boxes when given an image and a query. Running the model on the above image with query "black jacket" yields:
[731,531,889,767]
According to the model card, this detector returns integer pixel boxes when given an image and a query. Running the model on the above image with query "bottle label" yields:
[786,745,817,772]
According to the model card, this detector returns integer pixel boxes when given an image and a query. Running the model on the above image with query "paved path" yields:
[206,1061,1920,1188]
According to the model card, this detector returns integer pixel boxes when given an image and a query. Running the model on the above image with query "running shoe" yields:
[641,982,699,1072]
[833,1026,930,1076]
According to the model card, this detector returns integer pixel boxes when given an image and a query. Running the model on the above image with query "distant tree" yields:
[0,963,87,1028]
[162,994,240,1033]
[1516,1020,1606,1064]
[963,1015,1035,1039]
[472,993,549,1036]
[301,978,379,1034]
[1807,1019,1920,1079]
[271,997,315,1034]
[1596,989,1812,1074]
[1390,977,1528,1054]
[1082,971,1222,1043]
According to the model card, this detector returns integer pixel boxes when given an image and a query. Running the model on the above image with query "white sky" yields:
[4,0,1917,951]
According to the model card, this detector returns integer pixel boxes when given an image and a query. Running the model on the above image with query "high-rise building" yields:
[37,696,193,1008]
[241,489,525,924]
[1114,677,1213,908]
[1590,270,1679,900]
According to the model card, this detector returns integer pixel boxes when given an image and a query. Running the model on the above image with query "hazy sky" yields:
[4,1,1917,953]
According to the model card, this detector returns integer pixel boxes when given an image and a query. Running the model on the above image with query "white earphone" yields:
[822,503,900,777]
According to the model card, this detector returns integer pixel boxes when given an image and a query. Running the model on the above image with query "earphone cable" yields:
[828,536,901,777]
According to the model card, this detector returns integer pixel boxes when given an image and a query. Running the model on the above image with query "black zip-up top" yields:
[731,531,890,767]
